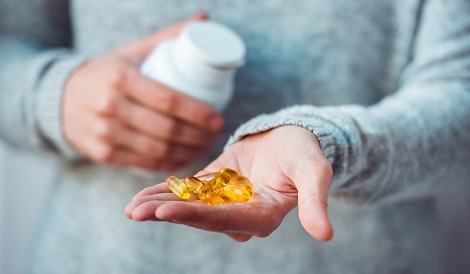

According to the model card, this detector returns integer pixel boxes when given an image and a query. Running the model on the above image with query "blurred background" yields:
[0,141,56,274]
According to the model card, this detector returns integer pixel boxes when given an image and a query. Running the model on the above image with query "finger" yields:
[79,118,185,170]
[131,201,166,221]
[155,202,276,237]
[112,123,205,164]
[87,140,158,170]
[132,183,170,201]
[293,159,334,242]
[118,69,224,132]
[84,114,158,159]
[100,93,220,147]
[89,115,205,165]
[133,193,182,209]
[121,11,209,63]
[105,147,186,171]
[224,232,253,242]
[127,193,182,220]
[69,112,152,168]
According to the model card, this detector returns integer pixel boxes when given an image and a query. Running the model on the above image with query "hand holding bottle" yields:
[62,12,224,171]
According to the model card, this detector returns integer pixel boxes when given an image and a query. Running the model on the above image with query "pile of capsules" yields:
[166,167,253,205]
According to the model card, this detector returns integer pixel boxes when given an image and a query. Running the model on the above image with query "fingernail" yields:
[209,114,224,131]
[195,11,209,20]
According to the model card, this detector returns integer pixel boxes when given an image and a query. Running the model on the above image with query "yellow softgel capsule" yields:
[212,172,230,190]
[231,174,252,187]
[184,176,204,193]
[195,172,217,182]
[218,167,239,180]
[198,192,228,205]
[221,196,234,204]
[197,181,214,196]
[166,168,253,204]
[220,184,252,202]
[167,176,191,200]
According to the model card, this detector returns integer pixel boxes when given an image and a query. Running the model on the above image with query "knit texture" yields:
[1,0,469,273]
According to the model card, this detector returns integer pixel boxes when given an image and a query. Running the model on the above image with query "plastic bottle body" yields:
[140,40,234,110]
[140,21,245,111]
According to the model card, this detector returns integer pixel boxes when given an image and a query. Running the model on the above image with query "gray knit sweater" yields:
[1,0,469,273]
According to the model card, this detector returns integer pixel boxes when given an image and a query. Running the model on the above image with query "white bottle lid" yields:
[175,21,246,69]
[140,21,245,110]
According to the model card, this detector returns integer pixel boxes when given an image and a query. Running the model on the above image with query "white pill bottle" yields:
[140,21,246,111]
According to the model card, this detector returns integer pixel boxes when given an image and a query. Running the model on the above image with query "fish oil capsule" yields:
[220,184,252,202]
[184,176,204,193]
[230,175,252,187]
[167,176,191,200]
[212,172,231,190]
[221,196,234,204]
[166,167,253,204]
[218,167,239,180]
[199,192,227,205]
[196,183,213,200]
[218,167,252,187]
[196,172,218,182]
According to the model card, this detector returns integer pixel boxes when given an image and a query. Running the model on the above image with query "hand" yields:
[63,12,224,171]
[125,126,334,242]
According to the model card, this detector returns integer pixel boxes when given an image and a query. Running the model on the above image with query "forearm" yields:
[227,0,470,202]
[0,36,87,158]
[227,82,469,202]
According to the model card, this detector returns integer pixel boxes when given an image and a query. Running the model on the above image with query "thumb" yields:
[294,160,334,241]
[120,11,209,62]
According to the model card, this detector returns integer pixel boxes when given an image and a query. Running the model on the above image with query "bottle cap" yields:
[175,21,246,69]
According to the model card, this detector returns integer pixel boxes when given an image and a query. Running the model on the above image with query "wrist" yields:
[34,51,89,158]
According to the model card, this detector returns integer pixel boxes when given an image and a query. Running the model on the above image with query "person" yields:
[1,0,469,273]
[125,0,470,272]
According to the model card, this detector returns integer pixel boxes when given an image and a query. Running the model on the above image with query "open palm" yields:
[125,125,334,242]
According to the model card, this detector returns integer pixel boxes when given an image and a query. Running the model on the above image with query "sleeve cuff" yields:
[225,105,339,166]
[33,50,89,159]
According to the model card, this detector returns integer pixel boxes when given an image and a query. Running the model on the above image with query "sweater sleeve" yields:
[226,0,470,202]
[0,4,88,159]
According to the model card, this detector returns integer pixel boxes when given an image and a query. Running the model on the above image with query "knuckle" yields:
[93,120,114,140]
[141,140,159,156]
[186,106,208,125]
[141,140,154,153]
[256,223,275,238]
[158,91,178,112]
[97,91,119,116]
[162,120,178,137]
[228,234,252,242]
[157,143,171,159]
[256,230,273,238]
[318,160,333,180]
[93,144,115,163]
[107,66,128,89]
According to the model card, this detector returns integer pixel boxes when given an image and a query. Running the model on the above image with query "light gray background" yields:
[0,141,55,274]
